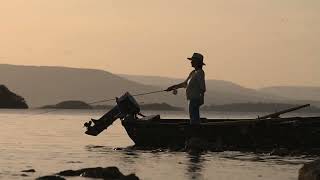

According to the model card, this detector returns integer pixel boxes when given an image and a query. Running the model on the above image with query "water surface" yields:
[0,109,319,180]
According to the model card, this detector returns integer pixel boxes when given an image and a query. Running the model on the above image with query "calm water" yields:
[0,109,319,180]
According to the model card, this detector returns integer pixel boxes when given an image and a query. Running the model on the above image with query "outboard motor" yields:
[84,92,140,136]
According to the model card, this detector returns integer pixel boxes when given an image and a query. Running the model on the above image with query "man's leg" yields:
[189,99,200,125]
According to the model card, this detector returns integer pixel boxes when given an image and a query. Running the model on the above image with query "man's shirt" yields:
[186,69,206,100]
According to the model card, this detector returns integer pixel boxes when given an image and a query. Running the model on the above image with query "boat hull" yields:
[122,116,320,151]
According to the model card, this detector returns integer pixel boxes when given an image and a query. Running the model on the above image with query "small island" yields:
[41,100,92,109]
[0,85,28,109]
[140,103,183,111]
[41,101,183,111]
[91,103,183,111]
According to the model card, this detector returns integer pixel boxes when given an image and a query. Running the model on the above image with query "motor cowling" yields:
[116,92,140,118]
[84,92,140,136]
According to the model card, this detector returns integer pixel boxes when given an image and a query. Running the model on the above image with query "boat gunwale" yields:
[122,116,320,126]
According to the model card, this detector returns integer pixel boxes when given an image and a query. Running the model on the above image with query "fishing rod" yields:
[88,90,165,105]
[32,89,167,115]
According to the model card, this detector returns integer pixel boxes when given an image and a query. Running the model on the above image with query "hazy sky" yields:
[0,0,319,88]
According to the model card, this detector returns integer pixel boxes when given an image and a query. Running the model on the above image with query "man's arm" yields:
[165,80,187,91]
[165,71,193,91]
[199,70,206,94]
[197,70,206,105]
[192,70,206,95]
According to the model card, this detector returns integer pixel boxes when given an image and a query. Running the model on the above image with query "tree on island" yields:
[0,85,28,109]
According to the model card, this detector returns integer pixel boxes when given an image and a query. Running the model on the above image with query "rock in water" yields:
[120,174,140,180]
[0,85,28,108]
[80,167,123,178]
[299,159,320,180]
[57,166,139,179]
[21,169,36,173]
[36,175,66,180]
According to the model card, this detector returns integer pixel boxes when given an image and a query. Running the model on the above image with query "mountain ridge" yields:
[0,64,183,107]
[259,86,320,101]
[1,64,318,108]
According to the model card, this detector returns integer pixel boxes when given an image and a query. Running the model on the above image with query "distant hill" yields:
[0,64,182,107]
[140,103,183,111]
[41,100,183,111]
[42,100,92,109]
[119,74,320,108]
[118,74,182,87]
[259,86,320,101]
[119,74,288,104]
[1,64,318,108]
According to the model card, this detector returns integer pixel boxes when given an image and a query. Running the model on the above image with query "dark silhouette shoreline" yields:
[40,101,183,111]
[0,85,28,109]
[41,100,92,109]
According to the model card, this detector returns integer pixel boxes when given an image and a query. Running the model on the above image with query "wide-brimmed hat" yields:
[187,53,205,65]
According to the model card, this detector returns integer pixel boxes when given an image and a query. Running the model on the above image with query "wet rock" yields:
[81,167,123,179]
[36,175,66,180]
[66,161,82,164]
[21,168,36,173]
[120,174,140,180]
[57,169,81,176]
[0,85,28,109]
[114,147,124,151]
[57,166,139,179]
[299,159,320,180]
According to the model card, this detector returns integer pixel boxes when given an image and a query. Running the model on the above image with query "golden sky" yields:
[0,0,319,88]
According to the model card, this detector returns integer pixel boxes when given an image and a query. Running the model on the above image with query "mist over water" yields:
[0,109,319,180]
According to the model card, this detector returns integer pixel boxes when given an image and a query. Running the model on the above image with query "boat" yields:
[84,92,320,152]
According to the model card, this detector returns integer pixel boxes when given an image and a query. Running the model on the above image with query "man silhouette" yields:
[165,53,206,124]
